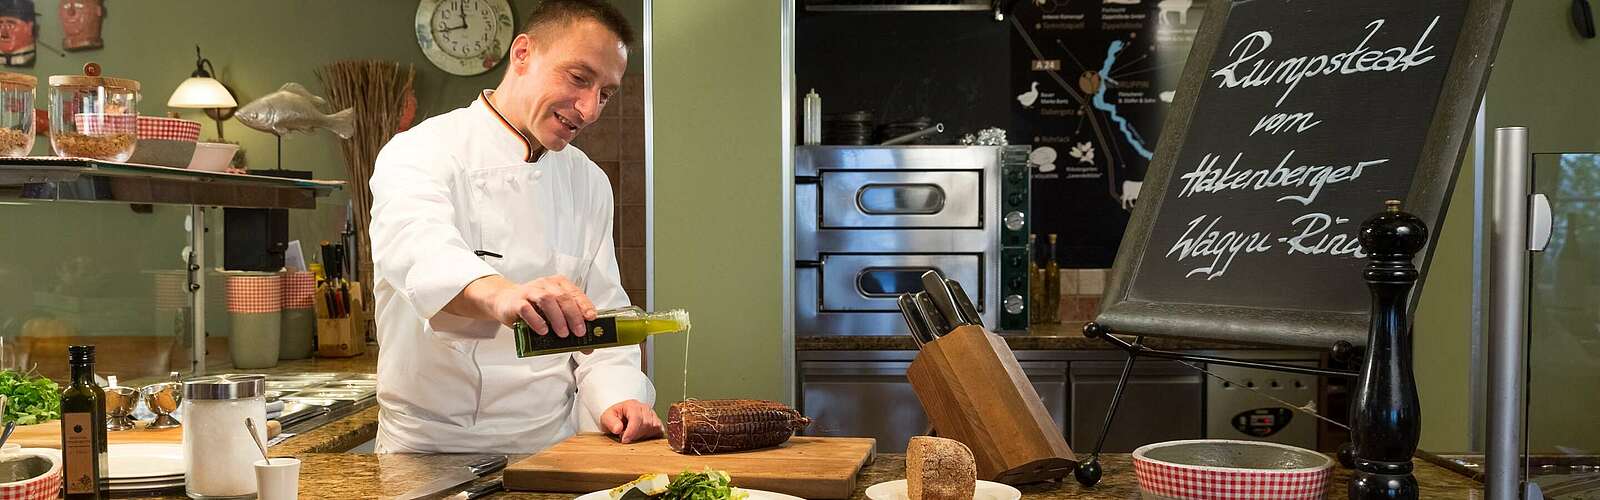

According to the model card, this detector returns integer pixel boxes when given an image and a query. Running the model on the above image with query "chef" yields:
[368,0,659,453]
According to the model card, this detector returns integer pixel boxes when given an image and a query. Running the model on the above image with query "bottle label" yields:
[515,316,619,357]
[63,412,96,494]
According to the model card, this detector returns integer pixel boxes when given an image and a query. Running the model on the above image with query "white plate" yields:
[108,479,185,492]
[864,479,1021,500]
[107,443,185,479]
[575,487,804,500]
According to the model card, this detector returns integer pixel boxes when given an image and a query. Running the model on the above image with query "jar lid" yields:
[183,374,266,400]
[48,63,139,92]
[0,72,35,87]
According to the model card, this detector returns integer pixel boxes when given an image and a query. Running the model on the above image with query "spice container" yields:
[49,63,139,161]
[0,72,35,156]
[182,374,267,499]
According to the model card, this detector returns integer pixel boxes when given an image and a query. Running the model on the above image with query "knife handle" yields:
[469,456,508,475]
[457,478,504,500]
[944,279,983,328]
[897,294,931,348]
[919,270,964,327]
[913,291,952,337]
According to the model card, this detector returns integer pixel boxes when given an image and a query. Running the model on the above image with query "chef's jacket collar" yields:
[479,90,548,163]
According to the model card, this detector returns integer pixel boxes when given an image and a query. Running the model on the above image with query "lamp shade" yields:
[167,77,237,108]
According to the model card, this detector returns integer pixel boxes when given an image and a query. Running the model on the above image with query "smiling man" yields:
[368,0,659,453]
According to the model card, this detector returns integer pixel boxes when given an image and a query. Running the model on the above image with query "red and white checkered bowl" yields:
[0,448,63,500]
[1132,439,1333,500]
[136,116,201,142]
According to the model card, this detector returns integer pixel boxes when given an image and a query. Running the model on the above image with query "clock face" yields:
[416,0,516,76]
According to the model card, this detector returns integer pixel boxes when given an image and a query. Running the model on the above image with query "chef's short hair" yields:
[520,0,636,50]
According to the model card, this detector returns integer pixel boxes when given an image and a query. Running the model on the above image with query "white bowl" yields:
[188,142,239,172]
[864,479,1020,500]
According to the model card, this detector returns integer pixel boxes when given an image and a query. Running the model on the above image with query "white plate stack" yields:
[107,443,186,493]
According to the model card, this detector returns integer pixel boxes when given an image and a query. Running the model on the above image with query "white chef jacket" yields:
[368,91,653,454]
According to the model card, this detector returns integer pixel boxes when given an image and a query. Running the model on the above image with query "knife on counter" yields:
[450,478,504,500]
[391,456,507,500]
[944,278,983,329]
[897,294,932,348]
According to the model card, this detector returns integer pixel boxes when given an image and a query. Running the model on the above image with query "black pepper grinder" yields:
[1348,200,1425,500]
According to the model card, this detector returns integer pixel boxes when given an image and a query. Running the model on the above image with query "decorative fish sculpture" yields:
[236,82,355,138]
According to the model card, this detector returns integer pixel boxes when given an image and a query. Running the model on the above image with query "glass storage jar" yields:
[49,62,139,161]
[0,71,34,156]
[182,374,267,499]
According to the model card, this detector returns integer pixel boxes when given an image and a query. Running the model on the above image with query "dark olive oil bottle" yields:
[61,345,108,499]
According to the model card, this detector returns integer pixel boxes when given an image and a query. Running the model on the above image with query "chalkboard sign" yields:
[1097,0,1511,347]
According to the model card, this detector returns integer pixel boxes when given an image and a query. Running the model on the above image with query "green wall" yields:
[1413,0,1600,451]
[650,1,792,411]
[0,0,642,340]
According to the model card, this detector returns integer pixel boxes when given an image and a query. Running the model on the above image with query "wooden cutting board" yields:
[9,421,184,448]
[504,433,877,499]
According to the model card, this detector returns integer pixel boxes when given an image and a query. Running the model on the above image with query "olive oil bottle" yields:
[61,345,107,499]
[514,306,691,357]
[1045,234,1062,323]
[1028,234,1046,325]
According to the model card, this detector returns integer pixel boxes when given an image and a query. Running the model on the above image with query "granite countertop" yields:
[797,322,1314,352]
[118,451,1479,499]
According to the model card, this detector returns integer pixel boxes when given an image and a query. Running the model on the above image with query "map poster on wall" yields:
[1011,0,1206,268]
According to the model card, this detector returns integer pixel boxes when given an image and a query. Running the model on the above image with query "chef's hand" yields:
[489,275,598,338]
[601,400,662,444]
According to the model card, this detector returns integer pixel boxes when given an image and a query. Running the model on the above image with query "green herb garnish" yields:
[661,469,749,500]
[0,369,61,425]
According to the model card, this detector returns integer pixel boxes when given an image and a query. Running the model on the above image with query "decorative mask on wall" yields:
[59,0,102,51]
[0,0,35,67]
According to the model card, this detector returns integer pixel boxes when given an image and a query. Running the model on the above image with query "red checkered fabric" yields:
[0,467,61,500]
[151,270,189,311]
[280,271,317,310]
[226,274,283,313]
[70,113,137,135]
[136,116,201,142]
[1133,450,1331,500]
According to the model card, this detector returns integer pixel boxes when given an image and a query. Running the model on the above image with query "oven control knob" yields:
[1007,192,1025,207]
[1004,211,1026,231]
[1003,294,1025,315]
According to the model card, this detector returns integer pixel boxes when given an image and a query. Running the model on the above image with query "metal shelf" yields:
[0,157,342,209]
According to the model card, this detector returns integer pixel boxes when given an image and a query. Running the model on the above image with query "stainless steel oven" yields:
[794,145,1031,334]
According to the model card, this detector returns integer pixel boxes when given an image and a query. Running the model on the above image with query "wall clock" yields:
[415,0,516,76]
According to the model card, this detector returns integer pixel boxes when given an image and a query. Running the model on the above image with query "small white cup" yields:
[253,457,301,500]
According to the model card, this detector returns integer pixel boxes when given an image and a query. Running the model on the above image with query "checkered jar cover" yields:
[280,271,317,310]
[136,116,202,142]
[1132,444,1331,500]
[226,274,283,313]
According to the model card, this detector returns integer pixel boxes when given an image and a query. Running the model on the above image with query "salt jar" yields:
[182,374,267,499]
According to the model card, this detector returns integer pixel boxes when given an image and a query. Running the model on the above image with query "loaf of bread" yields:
[906,436,976,500]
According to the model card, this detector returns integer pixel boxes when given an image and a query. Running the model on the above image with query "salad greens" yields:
[0,369,61,425]
[661,469,749,500]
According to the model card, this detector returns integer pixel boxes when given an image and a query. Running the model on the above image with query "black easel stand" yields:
[1072,201,1424,500]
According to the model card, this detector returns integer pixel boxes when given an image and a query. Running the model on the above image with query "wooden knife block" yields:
[314,281,367,358]
[906,325,1075,484]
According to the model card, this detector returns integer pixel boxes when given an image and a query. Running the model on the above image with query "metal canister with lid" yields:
[181,374,267,499]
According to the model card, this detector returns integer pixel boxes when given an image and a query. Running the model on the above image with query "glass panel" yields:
[1527,153,1600,494]
[856,184,945,215]
[0,201,200,390]
[857,267,934,297]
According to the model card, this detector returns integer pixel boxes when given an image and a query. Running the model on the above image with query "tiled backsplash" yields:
[1058,268,1108,324]
[575,73,648,307]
